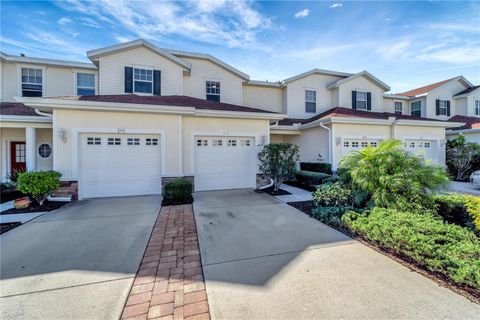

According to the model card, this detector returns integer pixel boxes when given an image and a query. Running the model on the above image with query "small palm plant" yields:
[339,139,449,211]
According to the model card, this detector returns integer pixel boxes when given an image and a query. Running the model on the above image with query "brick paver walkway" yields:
[121,204,210,320]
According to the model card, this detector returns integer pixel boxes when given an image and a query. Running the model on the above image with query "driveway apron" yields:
[194,189,480,320]
[0,195,161,320]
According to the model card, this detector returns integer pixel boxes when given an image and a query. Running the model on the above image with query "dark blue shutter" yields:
[435,99,440,115]
[446,100,451,116]
[153,70,161,96]
[367,92,372,110]
[352,91,357,109]
[124,67,133,93]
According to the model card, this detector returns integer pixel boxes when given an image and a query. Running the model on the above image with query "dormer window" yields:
[356,91,368,110]
[305,90,316,113]
[76,73,96,95]
[206,81,220,102]
[411,101,422,117]
[133,68,153,94]
[394,101,403,114]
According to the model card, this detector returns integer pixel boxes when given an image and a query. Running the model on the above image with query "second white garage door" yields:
[79,133,162,199]
[194,136,256,191]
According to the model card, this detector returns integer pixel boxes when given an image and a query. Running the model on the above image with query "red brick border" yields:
[121,204,210,320]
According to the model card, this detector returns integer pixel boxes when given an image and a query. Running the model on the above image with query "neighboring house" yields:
[0,38,471,199]
[446,86,480,143]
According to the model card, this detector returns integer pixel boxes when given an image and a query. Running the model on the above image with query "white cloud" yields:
[115,36,134,43]
[72,32,80,38]
[329,3,343,9]
[55,0,272,48]
[377,40,411,59]
[294,8,310,18]
[385,17,391,21]
[417,46,480,64]
[58,17,72,25]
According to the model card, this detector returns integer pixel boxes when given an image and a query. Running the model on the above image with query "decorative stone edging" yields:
[121,204,211,320]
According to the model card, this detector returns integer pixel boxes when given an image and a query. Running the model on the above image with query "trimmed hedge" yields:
[295,170,330,187]
[162,179,193,206]
[299,162,332,174]
[343,207,480,289]
[312,182,352,207]
[434,193,480,233]
[16,170,61,205]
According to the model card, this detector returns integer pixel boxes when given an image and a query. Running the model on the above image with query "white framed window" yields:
[38,143,52,158]
[227,139,237,146]
[87,137,101,145]
[197,139,208,147]
[351,142,359,148]
[305,90,316,113]
[438,100,449,116]
[370,142,378,147]
[146,138,158,146]
[213,139,223,146]
[21,68,43,97]
[241,139,251,146]
[343,141,349,147]
[206,81,220,102]
[475,100,480,116]
[15,143,26,162]
[424,142,431,148]
[361,141,368,148]
[108,138,121,145]
[394,101,403,114]
[410,142,415,148]
[127,138,140,145]
[411,101,422,117]
[356,91,368,110]
[134,68,153,94]
[76,73,95,95]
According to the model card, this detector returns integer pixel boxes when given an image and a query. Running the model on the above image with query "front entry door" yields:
[10,141,26,173]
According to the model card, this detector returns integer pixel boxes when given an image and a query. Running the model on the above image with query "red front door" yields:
[10,141,26,173]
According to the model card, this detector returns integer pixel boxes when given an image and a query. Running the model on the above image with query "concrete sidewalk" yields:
[194,189,480,320]
[448,181,480,196]
[0,195,161,320]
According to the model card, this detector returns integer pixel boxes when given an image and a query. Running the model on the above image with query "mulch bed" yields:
[1,200,69,215]
[257,186,291,196]
[287,200,480,305]
[0,222,22,234]
[0,190,26,204]
[283,180,316,192]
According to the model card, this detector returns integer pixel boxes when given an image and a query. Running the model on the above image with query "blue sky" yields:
[1,0,479,93]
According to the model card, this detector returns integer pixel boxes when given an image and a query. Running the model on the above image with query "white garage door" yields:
[404,140,437,161]
[342,139,380,156]
[194,136,256,191]
[79,133,162,199]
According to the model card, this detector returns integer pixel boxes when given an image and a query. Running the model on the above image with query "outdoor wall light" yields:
[58,128,67,143]
[336,137,342,146]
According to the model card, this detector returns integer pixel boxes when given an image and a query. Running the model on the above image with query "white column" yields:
[25,127,36,171]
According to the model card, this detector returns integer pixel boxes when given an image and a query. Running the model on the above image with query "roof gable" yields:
[87,39,191,70]
[454,85,480,98]
[283,68,352,84]
[326,71,391,92]
[397,76,473,97]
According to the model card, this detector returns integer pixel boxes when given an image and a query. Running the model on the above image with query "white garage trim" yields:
[188,131,261,175]
[71,128,166,181]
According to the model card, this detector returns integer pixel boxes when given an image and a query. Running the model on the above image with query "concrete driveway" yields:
[194,189,480,320]
[0,195,161,320]
[448,181,480,196]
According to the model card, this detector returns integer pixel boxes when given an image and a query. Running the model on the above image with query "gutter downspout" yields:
[319,122,332,165]
[35,109,53,118]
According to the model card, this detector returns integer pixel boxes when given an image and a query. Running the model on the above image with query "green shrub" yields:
[258,143,300,192]
[322,176,339,184]
[312,182,352,207]
[162,179,193,205]
[16,171,61,205]
[339,139,449,211]
[312,206,353,229]
[7,168,25,184]
[295,170,330,187]
[299,162,332,174]
[434,193,480,233]
[342,207,480,289]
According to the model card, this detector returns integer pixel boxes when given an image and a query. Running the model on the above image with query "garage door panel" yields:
[79,134,162,199]
[194,136,256,191]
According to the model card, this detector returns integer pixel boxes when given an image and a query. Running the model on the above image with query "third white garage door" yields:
[194,136,256,191]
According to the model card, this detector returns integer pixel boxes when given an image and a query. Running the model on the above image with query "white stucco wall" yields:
[455,98,467,116]
[243,84,284,113]
[383,97,408,115]
[180,57,244,105]
[426,80,469,120]
[337,76,385,112]
[447,131,480,144]
[465,94,480,117]
[98,47,184,96]
[281,126,330,163]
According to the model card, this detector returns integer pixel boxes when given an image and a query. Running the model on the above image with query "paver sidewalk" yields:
[121,204,210,320]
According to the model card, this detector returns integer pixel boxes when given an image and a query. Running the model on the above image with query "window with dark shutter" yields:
[367,92,372,110]
[437,99,449,116]
[446,100,451,116]
[153,70,161,96]
[125,67,133,93]
[352,91,357,109]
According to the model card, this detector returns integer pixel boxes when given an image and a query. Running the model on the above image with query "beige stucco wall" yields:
[1,61,17,102]
[447,131,480,144]
[455,98,467,116]
[1,127,53,181]
[465,94,480,117]
[98,47,184,96]
[285,73,344,118]
[337,76,384,112]
[182,116,270,175]
[383,97,408,115]
[181,57,244,105]
[426,80,469,120]
[280,126,330,164]
[242,84,284,113]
